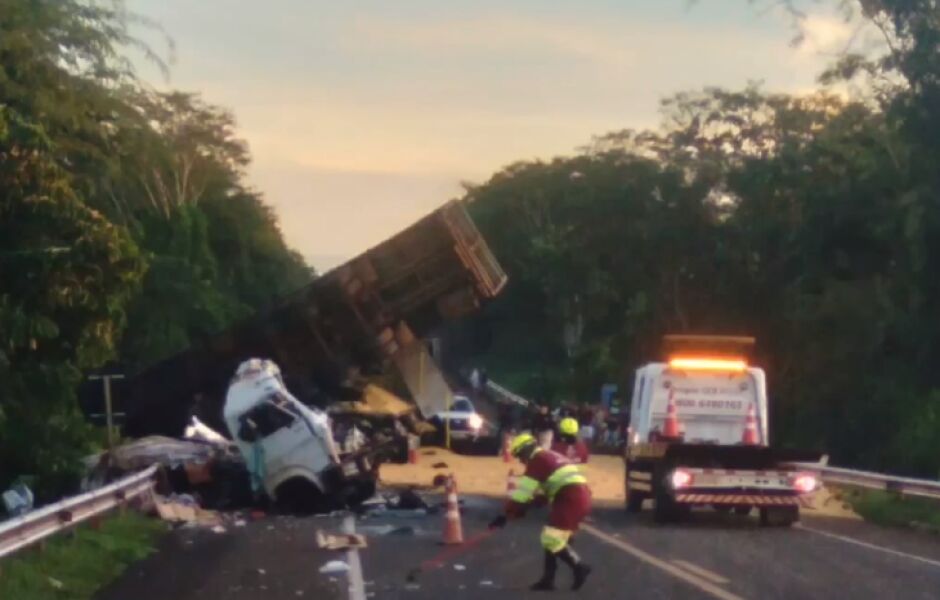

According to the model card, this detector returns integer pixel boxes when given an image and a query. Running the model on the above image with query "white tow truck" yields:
[224,359,376,512]
[624,336,821,526]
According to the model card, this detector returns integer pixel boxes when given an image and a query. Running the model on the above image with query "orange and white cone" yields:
[502,433,512,463]
[408,434,419,465]
[506,469,517,496]
[442,475,464,545]
[663,389,681,438]
[742,402,759,445]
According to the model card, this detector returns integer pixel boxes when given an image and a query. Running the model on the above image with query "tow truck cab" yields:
[624,336,819,526]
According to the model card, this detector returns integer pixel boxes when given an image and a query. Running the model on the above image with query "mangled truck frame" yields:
[120,200,507,509]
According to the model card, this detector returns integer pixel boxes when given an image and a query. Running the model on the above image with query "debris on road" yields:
[153,494,223,528]
[316,529,367,550]
[319,560,351,575]
[432,462,449,469]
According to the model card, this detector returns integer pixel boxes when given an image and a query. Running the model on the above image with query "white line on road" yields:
[797,524,940,570]
[582,524,747,600]
[342,515,367,600]
[672,559,731,585]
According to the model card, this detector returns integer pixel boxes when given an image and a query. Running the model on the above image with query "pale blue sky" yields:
[129,1,851,272]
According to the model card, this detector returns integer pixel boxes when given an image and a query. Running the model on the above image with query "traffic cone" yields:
[663,389,681,438]
[408,434,419,465]
[506,469,517,497]
[502,433,512,463]
[742,402,759,445]
[442,475,464,545]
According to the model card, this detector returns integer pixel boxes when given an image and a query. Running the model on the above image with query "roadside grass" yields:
[0,513,165,600]
[839,487,940,532]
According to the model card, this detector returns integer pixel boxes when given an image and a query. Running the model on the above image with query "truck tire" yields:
[625,480,645,513]
[760,506,799,527]
[652,466,684,524]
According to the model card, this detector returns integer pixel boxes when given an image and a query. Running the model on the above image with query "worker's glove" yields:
[488,515,508,530]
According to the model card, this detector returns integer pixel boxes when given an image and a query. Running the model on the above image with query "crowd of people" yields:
[495,399,629,462]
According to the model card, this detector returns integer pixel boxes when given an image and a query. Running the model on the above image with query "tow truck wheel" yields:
[625,481,645,513]
[760,506,799,527]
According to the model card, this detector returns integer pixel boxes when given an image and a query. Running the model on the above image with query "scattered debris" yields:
[2,483,34,517]
[432,474,449,488]
[184,416,229,445]
[316,530,367,550]
[432,462,449,469]
[234,520,247,527]
[48,577,64,590]
[319,560,351,575]
[358,524,396,537]
[153,494,223,528]
[212,525,227,534]
[480,580,495,587]
[454,564,467,571]
[258,568,267,576]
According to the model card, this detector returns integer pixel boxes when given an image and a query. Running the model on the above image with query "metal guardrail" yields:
[0,465,158,560]
[489,379,940,502]
[800,463,940,501]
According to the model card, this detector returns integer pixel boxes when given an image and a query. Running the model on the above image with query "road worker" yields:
[551,417,590,464]
[489,433,592,591]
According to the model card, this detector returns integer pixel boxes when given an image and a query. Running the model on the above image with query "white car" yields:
[429,395,487,440]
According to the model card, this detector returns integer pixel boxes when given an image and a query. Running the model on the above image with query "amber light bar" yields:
[668,356,748,372]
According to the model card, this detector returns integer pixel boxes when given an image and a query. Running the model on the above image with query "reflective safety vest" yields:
[510,449,588,505]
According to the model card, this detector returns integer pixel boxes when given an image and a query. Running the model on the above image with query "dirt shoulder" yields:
[380,448,859,519]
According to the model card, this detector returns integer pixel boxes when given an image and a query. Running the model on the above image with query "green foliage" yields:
[461,0,940,476]
[0,513,165,600]
[0,1,310,498]
[842,488,940,531]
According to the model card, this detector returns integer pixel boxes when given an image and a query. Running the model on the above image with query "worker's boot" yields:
[558,546,592,590]
[530,550,557,591]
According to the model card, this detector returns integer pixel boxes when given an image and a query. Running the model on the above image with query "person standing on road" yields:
[551,417,590,464]
[532,405,555,449]
[489,433,592,591]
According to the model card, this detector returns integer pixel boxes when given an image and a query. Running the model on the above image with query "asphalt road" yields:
[97,492,940,600]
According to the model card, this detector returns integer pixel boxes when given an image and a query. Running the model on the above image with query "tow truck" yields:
[623,336,821,526]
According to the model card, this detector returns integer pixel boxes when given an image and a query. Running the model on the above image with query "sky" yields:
[129,0,854,273]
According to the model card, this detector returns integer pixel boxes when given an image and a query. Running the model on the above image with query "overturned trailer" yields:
[123,200,507,438]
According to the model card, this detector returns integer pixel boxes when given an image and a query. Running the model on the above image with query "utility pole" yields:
[89,373,125,451]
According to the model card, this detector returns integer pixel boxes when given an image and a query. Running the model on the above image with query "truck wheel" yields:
[625,481,645,513]
[760,506,799,527]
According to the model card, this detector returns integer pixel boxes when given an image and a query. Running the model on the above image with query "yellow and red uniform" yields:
[507,448,592,552]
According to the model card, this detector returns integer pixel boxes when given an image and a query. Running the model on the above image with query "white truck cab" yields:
[224,359,366,511]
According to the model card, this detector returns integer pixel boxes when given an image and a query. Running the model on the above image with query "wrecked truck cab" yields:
[224,359,375,512]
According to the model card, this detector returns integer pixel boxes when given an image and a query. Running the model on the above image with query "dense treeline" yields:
[458,0,940,477]
[0,1,311,499]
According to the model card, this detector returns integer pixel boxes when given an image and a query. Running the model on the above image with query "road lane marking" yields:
[342,515,367,600]
[797,524,940,570]
[582,524,747,600]
[672,559,731,585]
